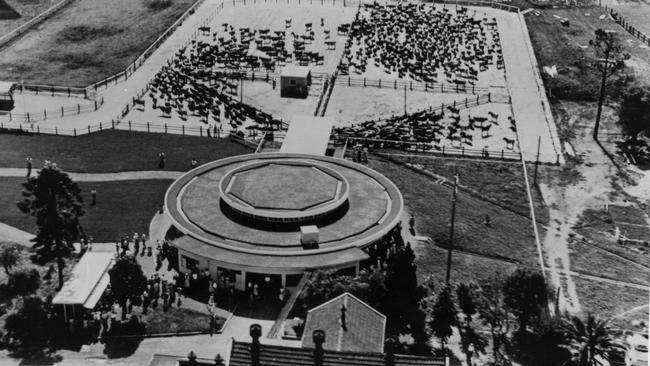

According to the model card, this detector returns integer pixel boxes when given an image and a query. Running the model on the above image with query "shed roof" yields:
[0,81,14,95]
[281,65,311,78]
[301,292,386,353]
[52,252,114,308]
[280,116,335,156]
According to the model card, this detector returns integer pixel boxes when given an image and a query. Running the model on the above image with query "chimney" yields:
[313,330,325,366]
[250,324,262,366]
[384,338,395,366]
[214,354,225,366]
[340,304,347,331]
[187,351,198,366]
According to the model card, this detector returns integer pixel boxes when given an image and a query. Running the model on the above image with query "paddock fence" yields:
[14,84,90,99]
[334,76,490,94]
[428,0,520,12]
[603,6,650,47]
[341,136,522,161]
[0,119,266,144]
[0,0,74,49]
[0,96,105,124]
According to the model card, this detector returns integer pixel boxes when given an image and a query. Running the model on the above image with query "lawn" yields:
[367,156,540,269]
[0,0,197,86]
[568,239,649,287]
[574,276,649,331]
[525,6,650,102]
[384,155,550,224]
[0,129,253,172]
[139,307,223,335]
[0,177,173,242]
[0,0,54,36]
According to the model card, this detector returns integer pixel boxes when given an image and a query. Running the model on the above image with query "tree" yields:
[477,272,510,364]
[590,28,628,140]
[8,268,41,297]
[502,268,550,332]
[428,284,456,352]
[0,243,20,275]
[618,86,650,141]
[384,243,427,339]
[455,283,487,366]
[3,296,51,347]
[109,255,147,320]
[562,314,624,366]
[17,161,84,289]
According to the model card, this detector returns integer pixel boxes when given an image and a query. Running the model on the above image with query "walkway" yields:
[0,168,183,181]
[0,221,34,246]
[0,0,224,131]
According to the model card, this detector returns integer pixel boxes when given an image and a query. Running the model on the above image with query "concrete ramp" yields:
[280,116,335,156]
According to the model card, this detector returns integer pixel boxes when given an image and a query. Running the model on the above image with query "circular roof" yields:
[219,160,349,222]
[164,153,404,271]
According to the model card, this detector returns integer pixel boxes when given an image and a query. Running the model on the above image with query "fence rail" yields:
[335,76,489,94]
[15,84,90,99]
[430,0,520,12]
[344,136,522,161]
[604,6,650,47]
[1,96,104,123]
[0,0,73,49]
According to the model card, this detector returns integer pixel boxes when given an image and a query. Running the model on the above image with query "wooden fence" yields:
[1,96,104,123]
[335,76,490,94]
[0,0,74,49]
[604,6,650,47]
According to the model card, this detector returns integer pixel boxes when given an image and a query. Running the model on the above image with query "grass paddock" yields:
[0,177,173,242]
[0,0,197,86]
[0,129,252,172]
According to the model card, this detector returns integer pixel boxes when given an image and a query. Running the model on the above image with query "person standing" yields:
[158,152,166,169]
[25,157,32,178]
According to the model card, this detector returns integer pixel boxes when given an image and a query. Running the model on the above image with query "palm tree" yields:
[562,314,624,366]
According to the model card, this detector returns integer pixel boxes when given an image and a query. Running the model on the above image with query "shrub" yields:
[8,268,41,297]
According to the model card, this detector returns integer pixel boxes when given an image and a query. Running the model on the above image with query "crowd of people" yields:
[335,104,516,152]
[339,2,504,86]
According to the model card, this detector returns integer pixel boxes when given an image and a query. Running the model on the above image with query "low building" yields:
[280,66,311,98]
[0,81,15,111]
[52,251,115,322]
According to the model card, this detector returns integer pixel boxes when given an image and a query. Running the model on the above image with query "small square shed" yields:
[280,66,311,98]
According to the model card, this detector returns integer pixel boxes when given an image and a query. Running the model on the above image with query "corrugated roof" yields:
[228,340,446,366]
[52,252,114,306]
[301,293,386,353]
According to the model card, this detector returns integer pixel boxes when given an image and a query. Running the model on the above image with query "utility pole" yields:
[404,85,406,116]
[594,47,611,141]
[240,77,243,103]
[534,136,541,185]
[445,174,459,284]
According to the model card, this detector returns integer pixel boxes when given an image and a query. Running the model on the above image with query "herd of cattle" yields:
[334,105,518,152]
[339,3,504,87]
[138,3,517,150]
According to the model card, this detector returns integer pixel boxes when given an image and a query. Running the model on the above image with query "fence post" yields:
[165,124,168,134]
[442,145,445,156]
[84,89,87,99]
[68,88,71,97]
[477,95,479,104]
[27,113,30,123]
[112,120,115,129]
[462,146,465,156]
[55,127,58,135]
[51,86,54,96]
[44,109,47,120]
[465,98,468,107]
[100,122,102,131]
[490,93,493,103]
[182,125,185,135]
[129,120,132,131]
[37,125,40,134]
[394,80,397,89]
[94,100,98,111]
[147,122,150,133]
[501,150,504,160]
[88,125,91,134]
[77,104,80,114]
[200,126,203,136]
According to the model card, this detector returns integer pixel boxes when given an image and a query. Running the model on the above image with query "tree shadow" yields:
[0,0,20,20]
[101,317,145,359]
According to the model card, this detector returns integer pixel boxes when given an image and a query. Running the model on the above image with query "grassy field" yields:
[0,0,53,35]
[574,276,649,331]
[0,177,173,242]
[0,0,196,86]
[568,239,649,286]
[367,156,541,284]
[0,130,253,172]
[525,6,650,102]
[385,155,550,224]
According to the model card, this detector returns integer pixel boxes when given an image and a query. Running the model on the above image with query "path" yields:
[0,168,183,181]
[0,0,225,131]
[0,221,34,246]
[491,7,562,164]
